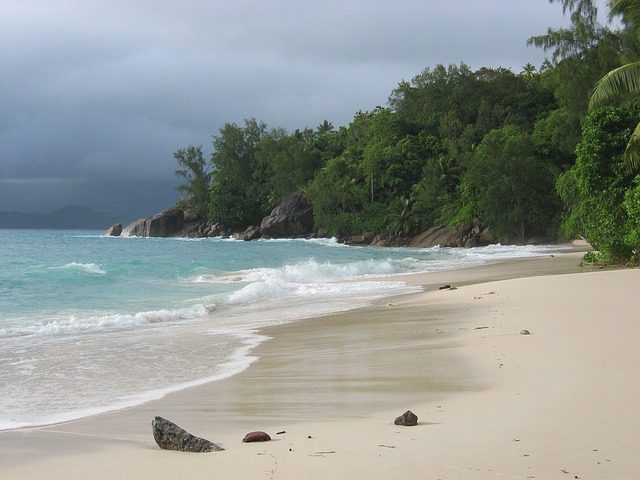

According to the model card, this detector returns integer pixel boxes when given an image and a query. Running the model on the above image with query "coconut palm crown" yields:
[589,0,640,171]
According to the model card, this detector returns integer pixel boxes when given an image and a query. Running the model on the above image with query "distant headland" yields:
[0,206,116,230]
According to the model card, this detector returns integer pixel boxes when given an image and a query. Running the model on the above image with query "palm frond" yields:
[589,61,640,110]
[624,121,640,172]
[609,0,640,29]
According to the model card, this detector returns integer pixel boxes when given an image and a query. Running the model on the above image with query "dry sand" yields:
[1,252,639,479]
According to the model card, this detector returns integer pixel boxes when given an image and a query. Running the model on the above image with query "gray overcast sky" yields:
[0,0,597,219]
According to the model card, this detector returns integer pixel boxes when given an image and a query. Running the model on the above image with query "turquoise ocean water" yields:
[0,229,561,430]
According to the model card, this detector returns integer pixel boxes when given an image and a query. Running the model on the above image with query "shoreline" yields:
[0,243,579,434]
[0,247,584,435]
[1,253,588,434]
[4,250,638,478]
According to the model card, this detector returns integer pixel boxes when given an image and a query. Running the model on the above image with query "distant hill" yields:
[0,206,117,230]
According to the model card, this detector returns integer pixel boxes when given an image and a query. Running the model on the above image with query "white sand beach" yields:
[2,252,639,479]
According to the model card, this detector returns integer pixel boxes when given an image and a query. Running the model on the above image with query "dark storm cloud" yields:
[0,0,587,215]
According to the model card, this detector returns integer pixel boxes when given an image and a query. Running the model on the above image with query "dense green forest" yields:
[175,0,640,263]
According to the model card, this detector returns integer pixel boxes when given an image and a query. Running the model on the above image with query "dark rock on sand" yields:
[394,410,418,426]
[439,284,452,290]
[152,416,223,452]
[103,223,122,236]
[520,329,531,335]
[242,431,272,443]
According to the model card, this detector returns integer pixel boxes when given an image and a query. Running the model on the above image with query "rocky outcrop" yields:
[345,231,375,245]
[121,217,147,237]
[205,223,229,238]
[242,431,271,443]
[151,416,223,452]
[394,410,418,426]
[477,226,495,245]
[121,208,184,237]
[371,235,408,247]
[234,225,262,241]
[147,208,184,236]
[260,193,314,238]
[408,219,491,248]
[103,223,122,236]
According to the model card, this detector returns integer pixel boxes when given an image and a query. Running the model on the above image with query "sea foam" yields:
[53,262,106,275]
[0,304,216,338]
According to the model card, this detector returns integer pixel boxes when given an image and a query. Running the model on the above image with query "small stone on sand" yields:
[242,431,271,443]
[394,410,418,426]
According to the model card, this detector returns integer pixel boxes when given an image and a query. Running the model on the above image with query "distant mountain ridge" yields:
[0,206,116,230]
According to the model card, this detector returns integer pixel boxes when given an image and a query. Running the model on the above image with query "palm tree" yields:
[589,0,640,171]
[520,63,537,79]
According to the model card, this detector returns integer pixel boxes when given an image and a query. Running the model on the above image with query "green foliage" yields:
[581,250,603,264]
[174,145,210,219]
[589,60,640,171]
[528,0,601,63]
[207,119,269,227]
[557,104,640,260]
[464,126,558,240]
[306,156,367,236]
[555,168,582,238]
[623,176,640,254]
[532,108,581,169]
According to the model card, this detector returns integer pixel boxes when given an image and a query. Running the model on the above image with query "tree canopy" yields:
[172,1,640,262]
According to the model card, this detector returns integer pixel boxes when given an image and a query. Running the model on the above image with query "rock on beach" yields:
[394,410,418,426]
[242,431,272,443]
[151,416,224,452]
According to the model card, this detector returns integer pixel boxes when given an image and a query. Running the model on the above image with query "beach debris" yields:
[276,430,286,435]
[378,444,396,448]
[307,435,312,439]
[484,291,497,295]
[242,431,272,443]
[473,295,482,300]
[151,416,223,452]
[520,329,531,335]
[475,326,489,330]
[439,284,452,290]
[394,410,418,426]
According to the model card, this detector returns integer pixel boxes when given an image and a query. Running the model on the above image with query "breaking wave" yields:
[52,262,106,275]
